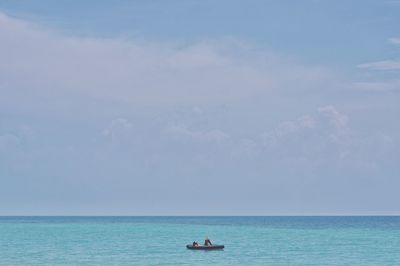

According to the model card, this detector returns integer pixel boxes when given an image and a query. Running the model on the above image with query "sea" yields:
[0,216,399,265]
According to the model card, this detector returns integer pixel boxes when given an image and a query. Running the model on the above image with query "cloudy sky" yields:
[0,0,399,215]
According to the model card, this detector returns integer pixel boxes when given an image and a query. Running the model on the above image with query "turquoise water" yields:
[1,217,400,265]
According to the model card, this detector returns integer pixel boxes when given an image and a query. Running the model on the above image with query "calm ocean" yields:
[0,216,399,265]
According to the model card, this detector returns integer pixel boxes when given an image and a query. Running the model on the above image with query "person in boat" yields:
[192,241,199,247]
[204,236,212,246]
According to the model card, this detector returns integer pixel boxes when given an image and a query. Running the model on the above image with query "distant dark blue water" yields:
[1,216,399,265]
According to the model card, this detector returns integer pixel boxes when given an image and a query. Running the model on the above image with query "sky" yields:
[0,0,399,215]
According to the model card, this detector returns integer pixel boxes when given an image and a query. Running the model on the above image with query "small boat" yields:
[186,244,224,250]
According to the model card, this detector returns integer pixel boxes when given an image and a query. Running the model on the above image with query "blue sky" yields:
[0,0,399,215]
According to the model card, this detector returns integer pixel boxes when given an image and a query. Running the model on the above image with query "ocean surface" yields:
[0,216,400,265]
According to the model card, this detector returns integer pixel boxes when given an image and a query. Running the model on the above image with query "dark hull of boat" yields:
[186,245,224,250]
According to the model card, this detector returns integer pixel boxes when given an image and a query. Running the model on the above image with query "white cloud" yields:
[318,105,348,130]
[357,60,400,70]
[388,37,400,45]
[0,12,332,114]
[263,115,316,144]
[356,38,400,72]
[261,106,354,160]
[101,118,133,144]
[317,106,352,149]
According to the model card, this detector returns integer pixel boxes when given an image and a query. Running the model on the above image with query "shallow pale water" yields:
[0,216,399,265]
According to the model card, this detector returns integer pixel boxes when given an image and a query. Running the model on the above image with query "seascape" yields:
[1,216,400,265]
